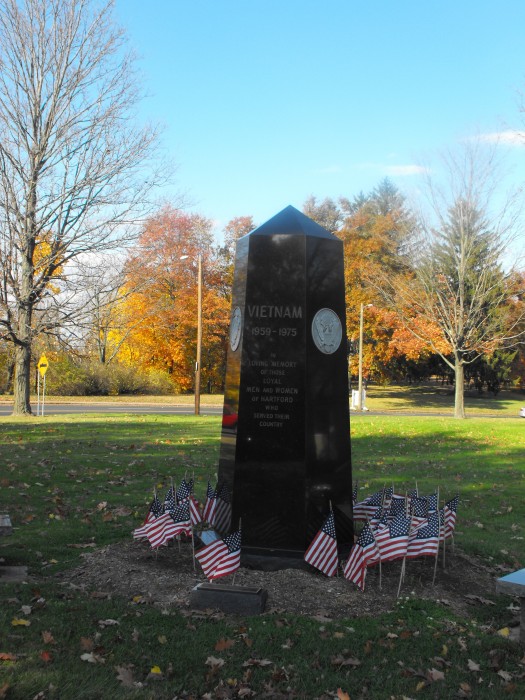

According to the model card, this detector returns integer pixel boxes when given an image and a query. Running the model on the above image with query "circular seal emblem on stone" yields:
[311,308,342,355]
[229,306,243,351]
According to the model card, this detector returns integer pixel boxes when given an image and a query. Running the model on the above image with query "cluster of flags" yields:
[132,479,239,581]
[305,488,459,593]
[133,478,458,592]
[132,479,199,549]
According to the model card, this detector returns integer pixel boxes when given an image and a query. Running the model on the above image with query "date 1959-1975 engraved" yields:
[251,327,297,337]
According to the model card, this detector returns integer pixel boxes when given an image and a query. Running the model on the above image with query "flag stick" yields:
[329,501,339,578]
[432,488,441,586]
[232,518,241,585]
[396,557,406,598]
[367,517,381,589]
[190,472,196,572]
[397,498,411,598]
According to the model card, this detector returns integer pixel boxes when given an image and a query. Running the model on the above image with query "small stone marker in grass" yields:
[496,568,525,645]
[0,514,29,582]
[190,582,268,615]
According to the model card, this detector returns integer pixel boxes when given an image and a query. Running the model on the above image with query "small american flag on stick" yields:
[304,511,338,577]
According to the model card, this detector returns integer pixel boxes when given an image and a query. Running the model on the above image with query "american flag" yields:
[195,529,241,580]
[410,496,429,528]
[142,512,174,548]
[176,479,193,503]
[133,494,163,539]
[425,492,438,513]
[304,512,338,577]
[373,515,411,562]
[213,483,232,534]
[388,495,408,520]
[353,487,392,521]
[343,522,380,591]
[202,481,217,525]
[370,506,388,528]
[443,495,459,539]
[145,494,163,522]
[164,485,176,513]
[352,482,358,506]
[169,501,192,537]
[145,501,192,548]
[189,494,202,526]
[406,512,440,558]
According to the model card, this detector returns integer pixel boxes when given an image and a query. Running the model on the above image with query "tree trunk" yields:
[13,341,32,415]
[454,356,465,419]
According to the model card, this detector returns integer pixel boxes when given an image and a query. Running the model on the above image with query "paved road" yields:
[0,403,224,417]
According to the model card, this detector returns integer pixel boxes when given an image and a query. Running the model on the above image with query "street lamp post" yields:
[195,254,202,416]
[356,303,365,412]
[181,253,202,416]
[356,303,372,412]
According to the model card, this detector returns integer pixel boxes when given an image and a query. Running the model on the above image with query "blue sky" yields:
[115,0,525,236]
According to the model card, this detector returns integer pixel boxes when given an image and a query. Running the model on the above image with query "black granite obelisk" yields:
[218,205,353,564]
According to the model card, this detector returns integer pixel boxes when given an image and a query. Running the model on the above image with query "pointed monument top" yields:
[247,205,337,240]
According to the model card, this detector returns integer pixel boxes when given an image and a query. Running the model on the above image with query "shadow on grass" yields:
[366,382,524,413]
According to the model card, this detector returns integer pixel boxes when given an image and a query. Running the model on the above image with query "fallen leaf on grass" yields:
[427,668,445,682]
[497,627,511,638]
[98,618,119,628]
[11,617,30,627]
[242,658,273,668]
[20,605,32,615]
[467,659,480,672]
[331,655,361,668]
[146,665,163,681]
[0,653,17,661]
[206,656,225,669]
[80,637,94,651]
[80,652,105,664]
[215,638,235,651]
[498,670,513,682]
[115,665,135,688]
[337,689,351,700]
[40,651,52,663]
[41,631,55,644]
[458,682,472,698]
[158,635,167,645]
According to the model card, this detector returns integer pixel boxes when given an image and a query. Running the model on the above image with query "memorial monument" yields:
[218,205,353,565]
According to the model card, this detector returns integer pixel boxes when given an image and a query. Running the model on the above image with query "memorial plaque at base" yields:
[218,205,353,564]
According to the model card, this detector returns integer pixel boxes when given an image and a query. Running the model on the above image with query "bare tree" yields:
[374,140,525,418]
[74,253,158,365]
[0,0,170,414]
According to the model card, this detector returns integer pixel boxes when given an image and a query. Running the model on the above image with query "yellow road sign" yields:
[38,355,49,377]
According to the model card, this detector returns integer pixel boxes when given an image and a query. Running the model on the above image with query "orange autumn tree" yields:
[221,216,256,294]
[118,206,230,392]
[335,179,421,382]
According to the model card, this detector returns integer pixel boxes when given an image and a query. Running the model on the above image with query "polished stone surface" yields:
[218,206,353,558]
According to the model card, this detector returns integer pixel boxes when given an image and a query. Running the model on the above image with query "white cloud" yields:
[479,130,525,146]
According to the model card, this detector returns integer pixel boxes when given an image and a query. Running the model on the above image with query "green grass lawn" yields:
[1,412,524,699]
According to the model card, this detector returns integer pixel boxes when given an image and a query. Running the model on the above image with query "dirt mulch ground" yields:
[56,538,511,623]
